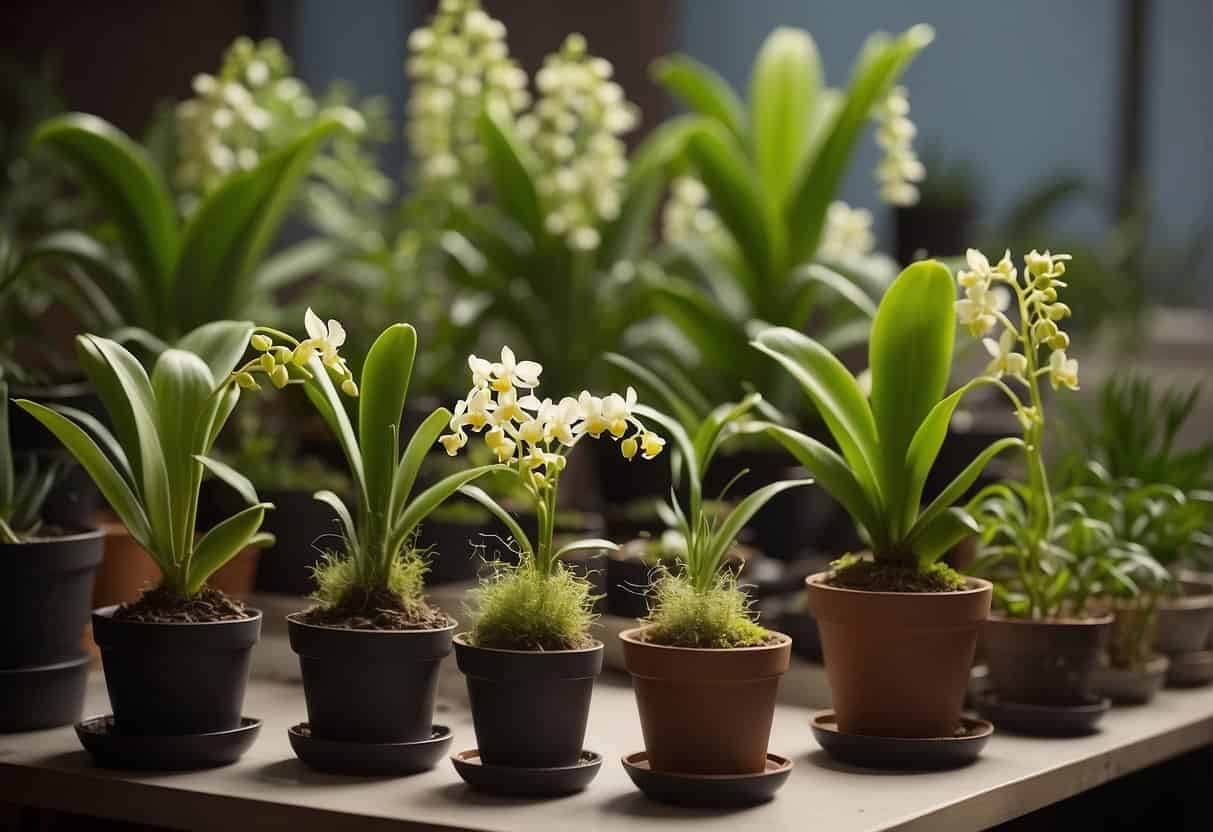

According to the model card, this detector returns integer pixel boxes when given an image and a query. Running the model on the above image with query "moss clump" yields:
[644,571,769,648]
[305,547,449,629]
[828,554,966,593]
[466,559,598,651]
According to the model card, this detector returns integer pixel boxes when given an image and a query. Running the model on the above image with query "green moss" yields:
[466,559,598,650]
[310,546,428,613]
[643,571,769,648]
[829,554,966,592]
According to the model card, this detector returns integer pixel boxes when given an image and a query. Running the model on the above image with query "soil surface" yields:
[638,628,786,649]
[827,561,967,593]
[112,586,251,623]
[298,587,454,631]
[470,632,598,651]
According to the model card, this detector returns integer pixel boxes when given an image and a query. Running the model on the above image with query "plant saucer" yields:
[288,723,452,776]
[1092,655,1169,704]
[621,751,793,807]
[451,749,602,797]
[1165,650,1213,688]
[75,715,261,770]
[974,692,1110,737]
[810,711,993,770]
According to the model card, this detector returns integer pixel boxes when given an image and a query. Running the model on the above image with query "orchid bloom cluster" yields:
[956,248,1078,400]
[661,176,720,243]
[873,86,925,206]
[819,201,877,262]
[230,308,358,397]
[405,0,528,206]
[517,34,639,252]
[439,347,664,482]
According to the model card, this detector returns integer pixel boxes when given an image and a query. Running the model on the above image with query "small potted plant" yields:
[617,392,809,787]
[17,322,271,768]
[438,346,663,794]
[753,259,1021,744]
[240,314,500,775]
[0,377,105,731]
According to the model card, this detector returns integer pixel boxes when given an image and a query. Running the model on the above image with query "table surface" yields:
[2,668,1213,832]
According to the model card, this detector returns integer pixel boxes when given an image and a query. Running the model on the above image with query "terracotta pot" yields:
[208,545,260,599]
[620,626,790,774]
[1092,655,1169,705]
[91,513,160,610]
[808,571,991,738]
[1152,581,1213,655]
[454,635,602,768]
[982,614,1112,705]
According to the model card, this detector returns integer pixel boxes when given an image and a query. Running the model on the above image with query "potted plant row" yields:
[17,321,272,769]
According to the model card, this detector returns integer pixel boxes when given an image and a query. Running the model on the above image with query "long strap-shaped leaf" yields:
[175,114,353,331]
[7,230,143,324]
[634,404,701,520]
[457,484,534,559]
[389,465,503,557]
[650,55,748,143]
[704,478,813,585]
[186,503,271,595]
[33,114,178,329]
[784,25,934,265]
[478,101,545,246]
[604,352,700,436]
[909,436,1025,544]
[314,490,359,556]
[909,506,980,566]
[692,394,762,475]
[389,407,452,526]
[301,355,365,500]
[750,28,822,210]
[359,324,416,521]
[176,321,256,384]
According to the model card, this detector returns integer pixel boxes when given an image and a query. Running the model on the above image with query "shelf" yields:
[2,668,1213,831]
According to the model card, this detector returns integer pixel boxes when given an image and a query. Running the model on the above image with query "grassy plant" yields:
[465,560,599,651]
[644,570,766,648]
[0,378,69,542]
[238,317,501,616]
[754,260,1022,586]
[15,322,271,596]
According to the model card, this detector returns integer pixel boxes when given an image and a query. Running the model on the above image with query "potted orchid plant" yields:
[234,311,500,775]
[0,376,104,731]
[16,321,269,766]
[618,393,810,777]
[753,260,1021,745]
[438,346,663,789]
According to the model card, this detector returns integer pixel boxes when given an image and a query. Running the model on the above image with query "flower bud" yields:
[270,365,289,389]
[235,372,258,390]
[250,333,272,351]
[1049,331,1070,351]
[1033,319,1058,344]
[620,436,638,460]
[1042,287,1058,302]
[1047,302,1071,320]
[341,378,359,397]
[260,353,276,373]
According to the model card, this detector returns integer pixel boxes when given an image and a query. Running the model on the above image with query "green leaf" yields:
[910,507,980,566]
[175,113,352,331]
[692,394,762,474]
[789,262,877,319]
[457,484,533,559]
[6,230,141,322]
[186,502,271,595]
[151,348,214,559]
[0,380,11,510]
[390,406,452,526]
[359,324,417,518]
[14,400,153,552]
[648,279,749,374]
[911,436,1025,541]
[604,352,699,434]
[634,404,701,518]
[314,489,359,555]
[254,237,344,293]
[650,55,747,141]
[554,538,620,560]
[750,28,822,209]
[685,122,784,298]
[868,260,956,538]
[392,464,502,547]
[705,478,813,579]
[195,455,259,506]
[302,354,365,497]
[33,113,178,326]
[763,424,880,544]
[784,25,934,264]
[51,404,133,482]
[176,320,255,383]
[478,100,544,243]
[752,327,881,503]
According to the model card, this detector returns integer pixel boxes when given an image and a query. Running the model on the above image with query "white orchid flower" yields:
[489,346,542,392]
[602,386,637,438]
[640,432,666,460]
[540,397,581,446]
[955,283,1007,337]
[982,329,1028,381]
[1048,349,1079,391]
[485,426,517,463]
[578,391,609,437]
[461,388,495,431]
[493,388,529,424]
[468,354,494,388]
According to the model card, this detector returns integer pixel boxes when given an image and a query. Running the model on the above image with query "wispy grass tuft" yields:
[644,568,768,648]
[466,557,598,650]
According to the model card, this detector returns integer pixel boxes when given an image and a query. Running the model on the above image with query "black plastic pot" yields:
[0,656,92,732]
[894,202,977,265]
[92,606,261,735]
[288,615,455,743]
[1,528,104,668]
[454,635,603,768]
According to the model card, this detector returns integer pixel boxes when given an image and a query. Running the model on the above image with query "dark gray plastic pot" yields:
[92,605,261,735]
[454,634,602,768]
[288,615,455,743]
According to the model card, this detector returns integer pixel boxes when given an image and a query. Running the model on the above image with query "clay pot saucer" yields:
[451,748,602,797]
[810,711,993,770]
[75,714,261,770]
[288,723,452,776]
[1091,655,1169,704]
[621,751,793,807]
[1165,650,1213,687]
[975,692,1110,737]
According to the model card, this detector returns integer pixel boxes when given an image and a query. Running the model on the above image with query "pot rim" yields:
[453,632,603,655]
[985,611,1114,627]
[286,611,457,635]
[1099,654,1170,676]
[619,625,791,654]
[806,570,992,598]
[0,526,105,546]
[94,604,262,627]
